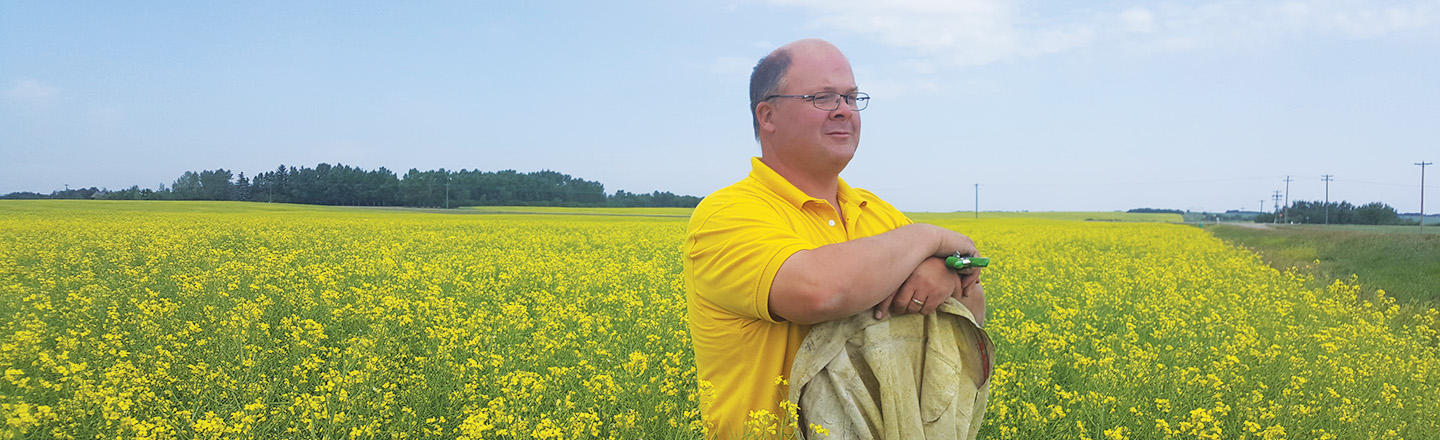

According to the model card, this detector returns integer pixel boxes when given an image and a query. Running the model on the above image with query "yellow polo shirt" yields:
[684,157,913,437]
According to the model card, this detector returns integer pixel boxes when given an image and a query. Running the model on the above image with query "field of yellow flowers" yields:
[2,201,1436,439]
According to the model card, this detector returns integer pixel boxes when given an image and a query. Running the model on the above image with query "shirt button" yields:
[828,220,836,227]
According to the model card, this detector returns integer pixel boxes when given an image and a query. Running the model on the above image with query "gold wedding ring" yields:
[911,298,924,306]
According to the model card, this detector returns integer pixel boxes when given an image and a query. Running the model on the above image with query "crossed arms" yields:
[768,223,986,326]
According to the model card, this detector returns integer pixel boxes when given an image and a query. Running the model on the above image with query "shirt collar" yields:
[749,157,870,211]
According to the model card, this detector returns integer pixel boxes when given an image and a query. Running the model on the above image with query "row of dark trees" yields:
[3,163,702,208]
[1127,208,1185,215]
[1257,200,1408,225]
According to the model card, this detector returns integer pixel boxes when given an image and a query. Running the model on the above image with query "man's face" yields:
[769,47,861,171]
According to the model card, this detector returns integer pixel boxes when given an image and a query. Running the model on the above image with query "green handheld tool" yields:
[945,254,990,270]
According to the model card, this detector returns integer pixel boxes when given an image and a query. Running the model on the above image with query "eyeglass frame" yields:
[763,91,870,111]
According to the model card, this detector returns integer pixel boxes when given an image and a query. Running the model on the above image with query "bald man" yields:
[683,38,986,437]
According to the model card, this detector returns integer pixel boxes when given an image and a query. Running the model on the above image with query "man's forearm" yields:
[769,223,976,324]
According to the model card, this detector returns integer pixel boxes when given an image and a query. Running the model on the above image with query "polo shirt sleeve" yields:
[686,199,815,323]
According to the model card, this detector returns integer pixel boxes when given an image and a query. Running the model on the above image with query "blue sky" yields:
[3,0,1437,213]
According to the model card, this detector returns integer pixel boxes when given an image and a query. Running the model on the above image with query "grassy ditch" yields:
[1207,223,1440,306]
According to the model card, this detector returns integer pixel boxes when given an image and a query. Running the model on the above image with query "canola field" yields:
[2,201,1436,439]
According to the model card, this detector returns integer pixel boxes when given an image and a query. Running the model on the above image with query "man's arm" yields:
[768,223,977,324]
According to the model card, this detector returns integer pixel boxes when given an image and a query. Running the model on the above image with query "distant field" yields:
[2,202,1180,223]
[0,199,363,215]
[908,211,1184,223]
[462,206,695,216]
[1208,223,1440,305]
[461,207,1186,223]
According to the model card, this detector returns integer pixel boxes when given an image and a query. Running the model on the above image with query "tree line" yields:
[1257,200,1410,225]
[1127,208,1185,215]
[2,163,703,208]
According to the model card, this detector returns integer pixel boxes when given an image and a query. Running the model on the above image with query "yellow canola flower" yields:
[0,201,1435,439]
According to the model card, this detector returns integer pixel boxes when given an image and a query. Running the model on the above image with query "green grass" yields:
[1277,223,1440,234]
[1207,223,1440,305]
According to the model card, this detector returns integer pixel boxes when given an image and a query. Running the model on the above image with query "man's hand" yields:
[955,264,982,293]
[874,257,957,319]
[872,257,985,324]
[956,280,985,328]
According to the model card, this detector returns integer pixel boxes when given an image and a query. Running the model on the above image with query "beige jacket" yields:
[788,299,994,439]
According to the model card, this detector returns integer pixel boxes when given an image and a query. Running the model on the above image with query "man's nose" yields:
[830,102,854,119]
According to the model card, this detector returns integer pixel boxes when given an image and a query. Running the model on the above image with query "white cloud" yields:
[4,79,60,102]
[773,0,1029,66]
[1120,8,1156,33]
[763,0,1439,65]
[1109,1,1439,54]
[1317,3,1436,37]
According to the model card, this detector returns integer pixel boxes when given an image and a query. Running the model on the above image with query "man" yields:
[683,38,986,437]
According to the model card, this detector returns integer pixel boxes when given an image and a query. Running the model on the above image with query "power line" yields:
[1272,190,1282,224]
[974,183,980,219]
[1419,162,1432,233]
[1322,174,1334,225]
[1282,176,1292,223]
[1336,178,1440,188]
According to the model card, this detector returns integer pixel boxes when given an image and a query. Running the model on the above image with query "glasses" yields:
[765,91,869,111]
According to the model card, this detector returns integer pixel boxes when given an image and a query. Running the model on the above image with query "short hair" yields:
[749,49,792,140]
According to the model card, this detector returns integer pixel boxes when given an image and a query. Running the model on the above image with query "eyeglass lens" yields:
[812,92,868,111]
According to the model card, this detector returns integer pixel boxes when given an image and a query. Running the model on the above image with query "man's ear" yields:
[756,102,776,134]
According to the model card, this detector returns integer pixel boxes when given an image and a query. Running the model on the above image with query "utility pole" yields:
[1419,162,1432,232]
[445,181,451,209]
[1322,174,1334,225]
[974,183,979,219]
[1283,176,1292,224]
[1260,199,1266,215]
[1272,191,1283,224]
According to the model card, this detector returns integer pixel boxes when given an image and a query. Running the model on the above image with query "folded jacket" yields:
[788,298,994,439]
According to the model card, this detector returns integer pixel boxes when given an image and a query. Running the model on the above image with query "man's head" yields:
[750,39,863,177]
